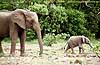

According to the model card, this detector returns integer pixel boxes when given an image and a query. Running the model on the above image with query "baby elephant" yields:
[64,36,92,54]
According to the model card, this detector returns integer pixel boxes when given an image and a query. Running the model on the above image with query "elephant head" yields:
[10,9,43,55]
[81,36,92,48]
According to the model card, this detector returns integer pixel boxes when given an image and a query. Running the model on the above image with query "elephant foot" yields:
[79,51,84,54]
[39,51,43,55]
[20,53,26,57]
[71,52,75,54]
[9,52,15,57]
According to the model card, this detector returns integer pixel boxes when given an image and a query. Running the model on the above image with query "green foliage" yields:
[92,39,100,57]
[93,44,100,53]
[0,1,100,40]
[0,2,15,10]
[14,1,29,9]
[47,5,68,33]
[40,4,90,36]
[30,4,89,36]
[65,9,90,36]
[43,33,69,46]
[55,33,70,40]
[43,33,56,46]
[29,3,48,15]
[26,29,36,41]
[3,38,11,43]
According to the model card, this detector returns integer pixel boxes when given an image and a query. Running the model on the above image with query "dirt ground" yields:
[0,42,100,65]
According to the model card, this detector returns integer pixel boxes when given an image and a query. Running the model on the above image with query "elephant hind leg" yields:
[0,38,4,56]
[79,47,82,54]
[79,47,84,54]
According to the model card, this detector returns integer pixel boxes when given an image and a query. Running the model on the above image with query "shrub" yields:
[27,4,92,40]
[0,2,94,41]
[26,29,36,41]
[65,9,90,36]
[29,3,48,15]
[43,33,56,46]
[93,43,100,57]
[43,33,69,46]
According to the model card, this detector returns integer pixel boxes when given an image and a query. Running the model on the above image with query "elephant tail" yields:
[63,41,69,50]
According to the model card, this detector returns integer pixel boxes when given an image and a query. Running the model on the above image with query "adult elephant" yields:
[0,9,43,56]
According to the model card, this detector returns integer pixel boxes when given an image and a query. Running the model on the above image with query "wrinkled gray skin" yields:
[0,9,43,56]
[64,36,92,54]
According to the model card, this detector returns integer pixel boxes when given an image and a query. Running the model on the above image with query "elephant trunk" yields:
[37,31,43,55]
[88,43,93,48]
[32,27,43,55]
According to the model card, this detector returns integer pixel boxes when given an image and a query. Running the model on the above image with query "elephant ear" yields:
[11,9,26,29]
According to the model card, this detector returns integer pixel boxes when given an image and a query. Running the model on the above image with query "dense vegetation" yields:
[0,0,100,39]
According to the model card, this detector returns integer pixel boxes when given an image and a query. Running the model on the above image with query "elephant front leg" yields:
[79,44,84,54]
[79,46,84,54]
[10,32,18,56]
[79,47,82,54]
[19,31,26,56]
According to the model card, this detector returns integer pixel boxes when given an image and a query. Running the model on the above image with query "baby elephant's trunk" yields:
[88,43,93,48]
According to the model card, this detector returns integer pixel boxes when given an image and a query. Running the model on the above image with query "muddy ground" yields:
[0,42,100,65]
